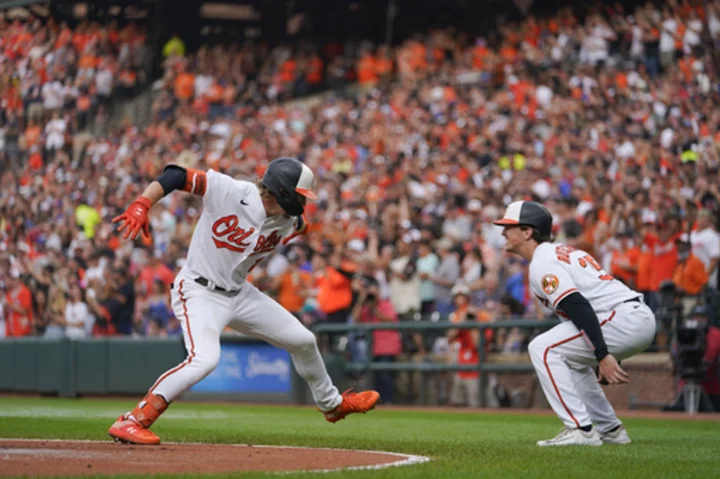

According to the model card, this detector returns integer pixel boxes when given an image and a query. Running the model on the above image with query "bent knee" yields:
[528,335,549,360]
[290,329,318,353]
[192,346,221,373]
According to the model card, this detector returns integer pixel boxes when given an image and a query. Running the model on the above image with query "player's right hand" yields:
[112,196,152,240]
[597,354,629,385]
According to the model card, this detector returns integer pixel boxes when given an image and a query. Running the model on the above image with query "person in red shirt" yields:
[636,224,656,307]
[610,230,641,289]
[351,279,401,405]
[645,221,682,311]
[446,283,492,408]
[5,274,33,337]
[139,255,175,296]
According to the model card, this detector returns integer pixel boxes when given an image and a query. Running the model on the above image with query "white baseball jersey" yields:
[691,228,720,288]
[529,242,641,319]
[184,169,296,290]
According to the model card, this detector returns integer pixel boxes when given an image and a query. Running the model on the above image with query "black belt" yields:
[623,297,641,304]
[194,277,238,293]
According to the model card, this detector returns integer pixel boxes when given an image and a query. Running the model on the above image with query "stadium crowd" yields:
[1,0,720,404]
[0,15,151,170]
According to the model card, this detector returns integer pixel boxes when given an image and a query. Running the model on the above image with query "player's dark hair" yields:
[257,180,272,199]
[522,226,552,244]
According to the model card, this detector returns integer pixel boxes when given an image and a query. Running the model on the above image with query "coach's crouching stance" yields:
[493,201,656,446]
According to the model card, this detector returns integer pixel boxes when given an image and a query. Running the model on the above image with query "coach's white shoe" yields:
[536,427,603,447]
[600,425,631,444]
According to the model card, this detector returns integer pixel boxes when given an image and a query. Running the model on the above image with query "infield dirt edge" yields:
[0,438,430,477]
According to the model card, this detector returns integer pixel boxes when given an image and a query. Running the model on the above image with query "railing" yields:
[312,318,561,406]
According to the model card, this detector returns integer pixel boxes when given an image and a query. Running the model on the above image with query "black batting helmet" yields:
[261,157,316,216]
[493,200,552,238]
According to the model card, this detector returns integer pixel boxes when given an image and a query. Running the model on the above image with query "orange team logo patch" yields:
[541,274,559,295]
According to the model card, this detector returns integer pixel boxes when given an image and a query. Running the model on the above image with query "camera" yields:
[674,318,708,381]
[364,281,379,303]
[656,281,683,330]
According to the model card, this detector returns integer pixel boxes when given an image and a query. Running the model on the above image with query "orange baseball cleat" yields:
[323,389,380,423]
[108,415,161,445]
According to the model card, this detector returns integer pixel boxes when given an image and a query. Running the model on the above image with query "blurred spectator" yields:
[87,284,117,337]
[144,318,166,338]
[142,279,172,334]
[636,225,655,306]
[162,34,186,58]
[430,237,461,316]
[166,314,182,337]
[42,286,66,339]
[64,283,92,339]
[273,248,313,318]
[446,283,491,408]
[647,221,682,311]
[4,273,33,337]
[673,234,709,316]
[317,250,354,323]
[112,265,136,335]
[609,230,640,288]
[388,237,424,365]
[44,112,67,161]
[351,277,400,404]
[495,293,528,354]
[389,238,421,321]
[690,209,720,290]
[416,239,439,315]
[460,245,485,305]
[504,259,528,308]
[139,254,174,295]
[442,205,472,241]
[316,250,354,349]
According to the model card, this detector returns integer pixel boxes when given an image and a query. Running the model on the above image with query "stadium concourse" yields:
[1,0,720,405]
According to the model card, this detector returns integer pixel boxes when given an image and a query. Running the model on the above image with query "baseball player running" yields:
[108,158,379,445]
[493,201,656,446]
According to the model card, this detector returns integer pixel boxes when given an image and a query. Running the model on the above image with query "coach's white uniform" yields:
[527,242,656,431]
[150,170,342,411]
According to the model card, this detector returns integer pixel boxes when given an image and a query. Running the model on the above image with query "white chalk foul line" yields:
[247,444,430,474]
[0,438,431,473]
[0,407,229,420]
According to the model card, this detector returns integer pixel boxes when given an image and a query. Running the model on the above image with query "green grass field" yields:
[0,397,718,478]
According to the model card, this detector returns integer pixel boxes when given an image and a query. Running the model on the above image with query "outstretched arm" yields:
[112,165,206,240]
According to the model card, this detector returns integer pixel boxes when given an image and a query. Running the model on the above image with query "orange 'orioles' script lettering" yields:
[251,230,282,256]
[211,215,255,252]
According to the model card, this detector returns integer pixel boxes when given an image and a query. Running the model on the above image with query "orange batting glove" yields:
[282,214,309,245]
[112,196,152,240]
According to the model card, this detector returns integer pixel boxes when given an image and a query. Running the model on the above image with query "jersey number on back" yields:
[577,254,614,281]
[555,246,613,281]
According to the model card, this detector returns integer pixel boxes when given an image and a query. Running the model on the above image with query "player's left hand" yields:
[282,214,308,245]
[597,355,629,385]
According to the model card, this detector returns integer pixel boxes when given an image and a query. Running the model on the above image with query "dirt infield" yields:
[0,440,427,476]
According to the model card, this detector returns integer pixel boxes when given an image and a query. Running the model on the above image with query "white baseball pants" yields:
[149,271,343,412]
[528,300,656,431]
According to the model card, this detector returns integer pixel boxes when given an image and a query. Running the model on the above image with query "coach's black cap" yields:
[493,200,553,238]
